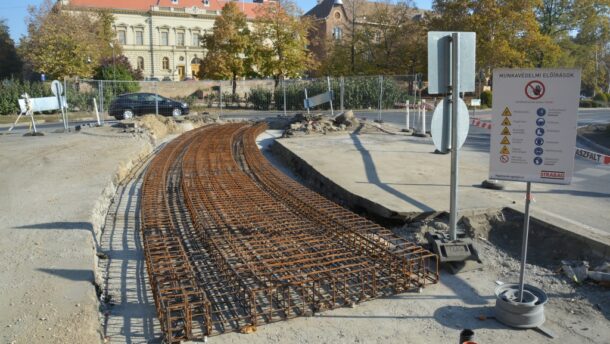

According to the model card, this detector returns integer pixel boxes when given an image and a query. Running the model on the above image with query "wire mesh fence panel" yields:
[63,75,427,122]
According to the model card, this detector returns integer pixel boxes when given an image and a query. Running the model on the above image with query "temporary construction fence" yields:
[63,75,427,120]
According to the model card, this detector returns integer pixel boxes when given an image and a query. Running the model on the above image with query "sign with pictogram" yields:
[525,80,545,100]
[490,69,581,184]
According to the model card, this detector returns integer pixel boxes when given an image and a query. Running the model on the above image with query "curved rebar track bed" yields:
[140,123,439,343]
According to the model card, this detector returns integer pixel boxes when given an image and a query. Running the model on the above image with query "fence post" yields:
[340,76,345,111]
[327,76,334,117]
[99,80,104,115]
[421,100,427,135]
[219,81,223,116]
[405,100,410,130]
[154,81,159,116]
[378,75,383,122]
[93,97,101,126]
[282,77,287,117]
[304,88,310,115]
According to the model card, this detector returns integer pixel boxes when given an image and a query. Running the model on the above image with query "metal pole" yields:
[63,78,69,130]
[340,76,345,111]
[93,97,101,126]
[406,100,410,130]
[378,75,383,122]
[421,100,426,134]
[154,81,159,116]
[449,32,461,241]
[305,88,310,115]
[219,81,223,116]
[327,76,334,117]
[100,81,104,115]
[282,77,287,117]
[519,182,532,302]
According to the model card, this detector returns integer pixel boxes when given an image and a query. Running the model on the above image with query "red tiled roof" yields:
[67,0,263,19]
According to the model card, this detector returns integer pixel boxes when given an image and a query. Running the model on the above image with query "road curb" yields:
[576,134,610,156]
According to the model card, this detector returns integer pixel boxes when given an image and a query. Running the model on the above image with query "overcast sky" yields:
[1,0,433,43]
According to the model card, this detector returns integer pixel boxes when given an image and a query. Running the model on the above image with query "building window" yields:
[137,57,144,70]
[203,0,210,6]
[332,27,342,40]
[160,31,169,46]
[176,32,185,46]
[162,57,170,70]
[118,30,126,45]
[135,31,144,45]
[192,32,200,47]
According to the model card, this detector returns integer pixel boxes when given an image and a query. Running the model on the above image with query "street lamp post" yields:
[109,42,116,81]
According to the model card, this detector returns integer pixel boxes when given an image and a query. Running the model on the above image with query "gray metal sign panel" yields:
[428,31,476,94]
[304,91,333,108]
[431,97,470,153]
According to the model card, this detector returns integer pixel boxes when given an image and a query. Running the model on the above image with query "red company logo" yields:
[540,170,565,179]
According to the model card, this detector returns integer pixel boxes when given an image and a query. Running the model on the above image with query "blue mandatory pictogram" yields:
[535,137,544,146]
[536,118,545,126]
[534,157,543,165]
[535,128,545,136]
[537,108,546,116]
[534,147,544,156]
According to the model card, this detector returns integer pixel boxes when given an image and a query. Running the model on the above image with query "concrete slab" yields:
[0,128,153,343]
[275,131,610,239]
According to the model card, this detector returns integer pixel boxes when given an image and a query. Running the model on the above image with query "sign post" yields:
[490,68,581,301]
[428,31,476,240]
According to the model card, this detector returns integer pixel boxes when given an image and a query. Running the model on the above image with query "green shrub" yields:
[593,92,608,103]
[0,79,51,115]
[481,90,492,108]
[248,87,272,110]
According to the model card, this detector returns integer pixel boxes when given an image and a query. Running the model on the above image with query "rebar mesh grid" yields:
[140,123,438,343]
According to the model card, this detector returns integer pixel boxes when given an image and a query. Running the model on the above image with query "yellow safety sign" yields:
[501,136,510,145]
[502,107,512,116]
[500,146,510,155]
[501,127,511,135]
[502,117,512,126]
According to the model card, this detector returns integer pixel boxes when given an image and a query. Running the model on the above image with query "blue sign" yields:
[537,108,546,116]
[535,137,544,146]
[534,157,543,165]
[534,147,544,156]
[535,128,545,136]
[536,118,545,126]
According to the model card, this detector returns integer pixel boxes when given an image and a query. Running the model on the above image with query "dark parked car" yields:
[108,93,189,120]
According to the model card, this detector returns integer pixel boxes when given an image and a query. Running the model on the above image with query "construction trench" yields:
[139,123,439,342]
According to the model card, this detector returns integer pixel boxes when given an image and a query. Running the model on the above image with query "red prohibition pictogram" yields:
[525,80,545,100]
[500,155,510,163]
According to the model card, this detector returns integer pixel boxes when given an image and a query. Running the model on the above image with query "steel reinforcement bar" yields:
[141,123,439,342]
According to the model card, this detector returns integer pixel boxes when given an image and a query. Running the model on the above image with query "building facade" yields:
[304,0,424,62]
[62,0,265,80]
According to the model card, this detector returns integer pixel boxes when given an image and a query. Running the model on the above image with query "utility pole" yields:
[351,0,355,73]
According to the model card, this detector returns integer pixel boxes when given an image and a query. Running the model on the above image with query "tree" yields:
[200,2,252,95]
[19,0,118,79]
[318,1,426,76]
[0,19,22,79]
[253,0,314,86]
[94,55,142,81]
[429,0,563,76]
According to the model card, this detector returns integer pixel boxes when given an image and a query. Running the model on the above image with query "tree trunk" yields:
[232,73,237,98]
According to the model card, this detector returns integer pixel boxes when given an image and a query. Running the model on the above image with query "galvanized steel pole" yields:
[519,182,532,302]
[449,32,460,241]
